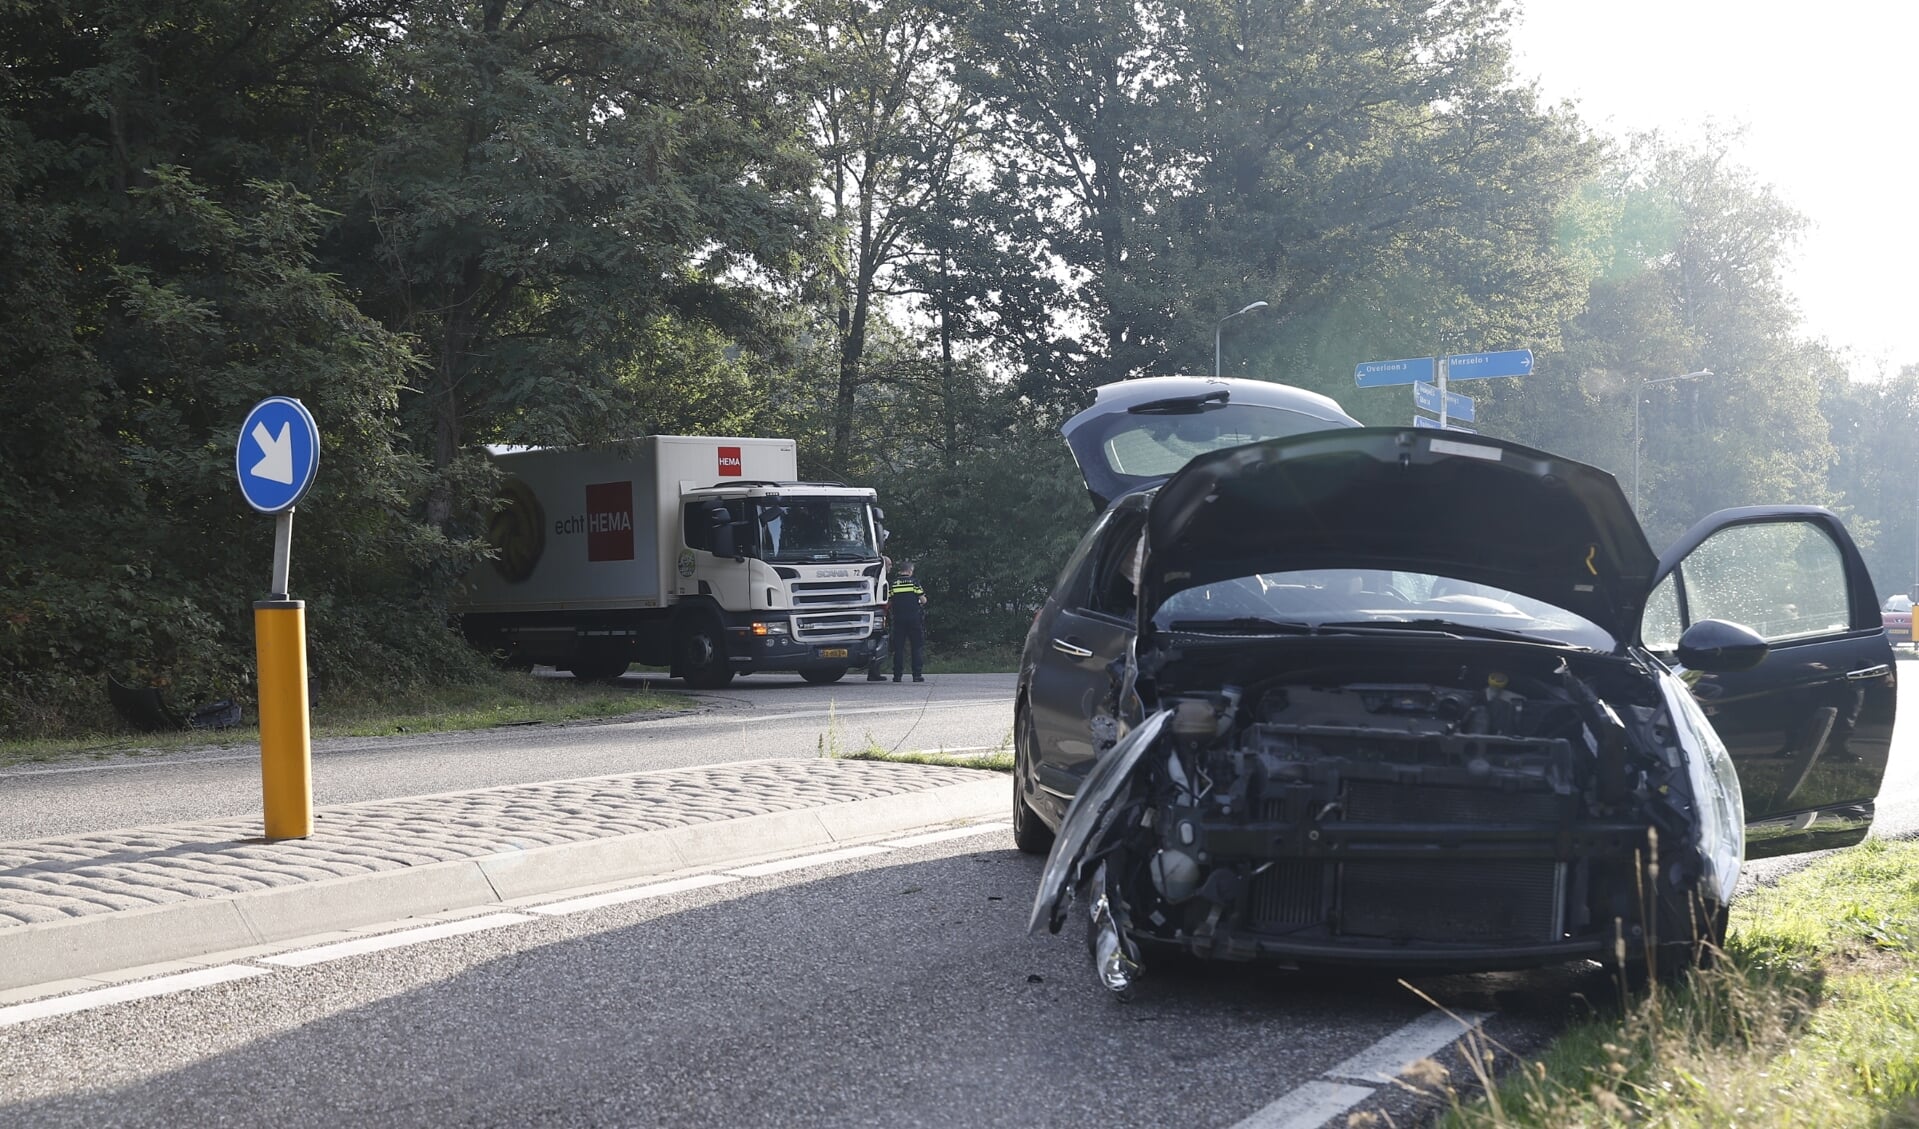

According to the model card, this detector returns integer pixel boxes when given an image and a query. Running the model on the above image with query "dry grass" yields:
[1409,839,1919,1129]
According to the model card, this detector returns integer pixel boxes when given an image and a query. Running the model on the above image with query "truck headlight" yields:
[750,621,788,636]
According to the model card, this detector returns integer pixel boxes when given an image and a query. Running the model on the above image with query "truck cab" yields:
[677,482,889,685]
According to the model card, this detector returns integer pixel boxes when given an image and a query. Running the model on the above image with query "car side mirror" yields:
[1674,618,1770,672]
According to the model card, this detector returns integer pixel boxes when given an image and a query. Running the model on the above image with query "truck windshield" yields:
[758,499,877,563]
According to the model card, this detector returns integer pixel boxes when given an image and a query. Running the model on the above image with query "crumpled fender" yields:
[1028,710,1173,935]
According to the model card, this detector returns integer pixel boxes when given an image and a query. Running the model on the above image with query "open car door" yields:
[1644,506,1896,858]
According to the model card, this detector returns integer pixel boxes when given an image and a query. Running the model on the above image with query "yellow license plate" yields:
[819,648,848,659]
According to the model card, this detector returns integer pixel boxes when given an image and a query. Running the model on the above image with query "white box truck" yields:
[455,435,888,687]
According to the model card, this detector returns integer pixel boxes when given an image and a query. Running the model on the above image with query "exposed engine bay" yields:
[1031,639,1726,995]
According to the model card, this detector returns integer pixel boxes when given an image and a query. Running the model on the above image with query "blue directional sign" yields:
[1354,356,1436,388]
[1413,415,1477,435]
[235,397,320,514]
[1412,381,1475,423]
[1445,348,1533,381]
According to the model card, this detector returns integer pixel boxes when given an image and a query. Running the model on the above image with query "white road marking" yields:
[726,845,893,877]
[1228,1007,1492,1129]
[1322,1008,1490,1084]
[0,965,268,1028]
[260,912,534,967]
[880,823,1011,848]
[1229,1081,1377,1129]
[528,873,740,916]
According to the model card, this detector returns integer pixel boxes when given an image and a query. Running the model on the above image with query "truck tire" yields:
[800,668,847,685]
[566,656,629,683]
[676,621,734,689]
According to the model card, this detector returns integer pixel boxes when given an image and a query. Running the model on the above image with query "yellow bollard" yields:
[254,599,313,839]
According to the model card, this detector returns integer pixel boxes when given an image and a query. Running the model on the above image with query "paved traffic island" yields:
[0,757,1003,992]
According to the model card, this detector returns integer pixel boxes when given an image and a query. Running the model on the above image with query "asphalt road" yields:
[2,672,1915,1126]
[0,829,1578,1129]
[0,673,1019,841]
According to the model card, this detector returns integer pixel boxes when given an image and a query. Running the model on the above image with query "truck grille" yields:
[790,579,873,607]
[792,611,875,643]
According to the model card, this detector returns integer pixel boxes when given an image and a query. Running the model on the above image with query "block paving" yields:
[0,758,987,926]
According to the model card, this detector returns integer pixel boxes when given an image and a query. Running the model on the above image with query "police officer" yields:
[887,561,927,682]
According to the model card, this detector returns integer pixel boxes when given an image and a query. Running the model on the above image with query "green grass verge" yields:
[833,747,1014,772]
[922,643,1022,674]
[1432,839,1919,1129]
[0,670,694,769]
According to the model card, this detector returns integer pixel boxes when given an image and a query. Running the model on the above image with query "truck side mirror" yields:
[710,522,738,560]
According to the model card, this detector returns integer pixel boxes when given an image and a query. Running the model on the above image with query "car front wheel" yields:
[1013,702,1054,855]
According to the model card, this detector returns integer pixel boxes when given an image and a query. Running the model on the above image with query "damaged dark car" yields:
[1016,376,1896,994]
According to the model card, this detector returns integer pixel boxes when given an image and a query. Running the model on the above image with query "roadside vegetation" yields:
[923,644,1023,675]
[0,671,691,769]
[815,703,1014,771]
[12,2,1919,746]
[1425,839,1919,1129]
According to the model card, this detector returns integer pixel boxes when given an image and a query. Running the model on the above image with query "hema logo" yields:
[717,446,742,476]
[583,481,635,562]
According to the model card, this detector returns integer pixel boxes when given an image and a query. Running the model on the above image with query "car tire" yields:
[800,667,847,685]
[1621,899,1728,990]
[676,621,734,689]
[1013,702,1055,855]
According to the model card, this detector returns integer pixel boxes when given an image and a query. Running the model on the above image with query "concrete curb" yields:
[0,776,1005,992]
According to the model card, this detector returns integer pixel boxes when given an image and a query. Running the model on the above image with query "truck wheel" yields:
[566,657,629,683]
[799,668,847,685]
[676,622,734,689]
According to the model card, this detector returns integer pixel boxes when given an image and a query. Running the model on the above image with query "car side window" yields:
[1677,520,1852,642]
[1049,510,1114,612]
[1086,512,1147,618]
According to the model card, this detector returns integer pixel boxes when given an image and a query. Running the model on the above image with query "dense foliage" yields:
[2,0,1910,736]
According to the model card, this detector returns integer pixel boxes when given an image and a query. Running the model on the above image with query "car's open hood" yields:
[1062,377,1361,510]
[1141,428,1659,645]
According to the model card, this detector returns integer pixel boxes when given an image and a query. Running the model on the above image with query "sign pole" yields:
[256,506,309,839]
[236,397,320,841]
[254,592,312,840]
[270,510,293,600]
[1438,356,1450,430]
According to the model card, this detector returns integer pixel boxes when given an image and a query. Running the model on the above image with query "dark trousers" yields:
[891,617,924,678]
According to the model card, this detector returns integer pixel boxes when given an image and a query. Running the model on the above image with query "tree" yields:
[783,0,978,474]
[1499,134,1834,545]
[341,0,816,523]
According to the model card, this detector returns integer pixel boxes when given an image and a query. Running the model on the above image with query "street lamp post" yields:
[1633,368,1714,514]
[1214,301,1269,378]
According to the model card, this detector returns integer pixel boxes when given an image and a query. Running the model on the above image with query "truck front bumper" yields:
[723,614,883,673]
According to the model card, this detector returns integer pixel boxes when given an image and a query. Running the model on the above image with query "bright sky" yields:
[1507,1,1919,377]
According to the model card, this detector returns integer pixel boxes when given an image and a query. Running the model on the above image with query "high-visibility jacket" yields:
[887,578,925,623]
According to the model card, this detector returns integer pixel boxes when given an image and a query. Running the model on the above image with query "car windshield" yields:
[1151,567,1614,650]
[756,499,877,563]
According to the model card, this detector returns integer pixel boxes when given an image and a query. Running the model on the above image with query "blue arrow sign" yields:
[1444,348,1533,381]
[1354,356,1436,388]
[1412,381,1475,423]
[236,397,320,514]
[1413,415,1477,435]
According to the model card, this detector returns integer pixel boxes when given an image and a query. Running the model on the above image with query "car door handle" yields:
[1846,663,1892,681]
[1051,637,1094,659]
